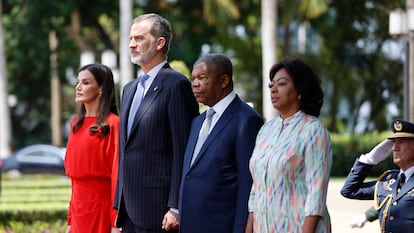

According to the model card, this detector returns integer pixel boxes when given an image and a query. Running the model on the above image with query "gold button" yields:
[389,216,394,221]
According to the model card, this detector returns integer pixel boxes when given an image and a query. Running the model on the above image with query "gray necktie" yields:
[191,108,216,165]
[127,74,149,136]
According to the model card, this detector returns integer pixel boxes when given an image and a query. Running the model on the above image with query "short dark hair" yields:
[269,57,324,117]
[193,53,233,83]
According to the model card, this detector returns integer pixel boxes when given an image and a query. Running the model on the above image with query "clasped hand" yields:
[162,210,179,231]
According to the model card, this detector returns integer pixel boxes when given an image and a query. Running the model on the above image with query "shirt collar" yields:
[402,166,414,180]
[209,91,236,117]
[145,60,167,79]
[138,60,167,91]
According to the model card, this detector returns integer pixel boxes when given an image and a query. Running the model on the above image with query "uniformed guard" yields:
[341,119,414,233]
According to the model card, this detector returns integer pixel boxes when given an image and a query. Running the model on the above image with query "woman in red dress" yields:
[64,63,120,233]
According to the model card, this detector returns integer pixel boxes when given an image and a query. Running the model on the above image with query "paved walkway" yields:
[328,179,379,232]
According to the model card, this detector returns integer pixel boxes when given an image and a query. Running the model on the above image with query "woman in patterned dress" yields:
[65,64,120,233]
[246,58,332,233]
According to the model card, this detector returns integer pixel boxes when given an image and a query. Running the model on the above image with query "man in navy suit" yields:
[341,119,414,233]
[115,13,198,233]
[179,53,264,233]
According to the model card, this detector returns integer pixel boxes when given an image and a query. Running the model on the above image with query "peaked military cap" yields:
[388,119,414,139]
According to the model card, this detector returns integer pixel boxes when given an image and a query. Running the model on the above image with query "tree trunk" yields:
[49,30,62,146]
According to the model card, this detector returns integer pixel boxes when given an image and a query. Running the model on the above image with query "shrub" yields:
[330,131,397,177]
[0,174,70,233]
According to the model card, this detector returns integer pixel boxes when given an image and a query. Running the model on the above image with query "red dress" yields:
[64,113,119,233]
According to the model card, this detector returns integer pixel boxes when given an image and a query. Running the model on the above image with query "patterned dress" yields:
[65,113,119,233]
[248,111,332,233]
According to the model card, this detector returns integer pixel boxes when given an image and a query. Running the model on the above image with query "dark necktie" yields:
[127,74,149,136]
[191,109,216,165]
[397,173,406,193]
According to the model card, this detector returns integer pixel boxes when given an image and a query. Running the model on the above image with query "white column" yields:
[119,0,133,94]
[261,0,278,121]
[408,0,414,121]
[0,0,12,158]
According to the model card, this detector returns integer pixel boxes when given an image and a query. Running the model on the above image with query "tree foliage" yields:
[3,0,118,148]
[306,0,404,133]
[1,0,408,148]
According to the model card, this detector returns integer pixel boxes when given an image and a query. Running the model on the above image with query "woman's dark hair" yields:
[72,63,118,137]
[269,57,324,117]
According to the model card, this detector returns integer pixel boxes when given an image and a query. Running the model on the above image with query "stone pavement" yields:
[328,179,380,233]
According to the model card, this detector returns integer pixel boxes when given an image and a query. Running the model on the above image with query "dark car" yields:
[0,144,66,175]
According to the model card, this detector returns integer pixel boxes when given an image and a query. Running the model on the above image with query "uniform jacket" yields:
[341,159,414,233]
[179,95,264,233]
[115,64,199,229]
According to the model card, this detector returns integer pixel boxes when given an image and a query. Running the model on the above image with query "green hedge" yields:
[0,209,67,225]
[0,174,70,232]
[0,132,398,232]
[331,131,398,177]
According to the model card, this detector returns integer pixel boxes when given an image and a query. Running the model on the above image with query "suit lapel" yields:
[395,175,414,200]
[122,79,139,142]
[188,96,241,169]
[183,116,204,170]
[127,66,170,140]
[131,75,163,129]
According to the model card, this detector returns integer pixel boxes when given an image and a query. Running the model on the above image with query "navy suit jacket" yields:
[179,95,263,233]
[341,160,414,232]
[115,64,199,229]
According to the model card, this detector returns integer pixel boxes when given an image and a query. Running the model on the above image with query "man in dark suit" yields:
[178,53,264,233]
[341,119,414,233]
[115,13,198,233]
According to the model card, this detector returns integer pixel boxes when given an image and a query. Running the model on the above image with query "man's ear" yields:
[220,74,230,89]
[156,37,166,51]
